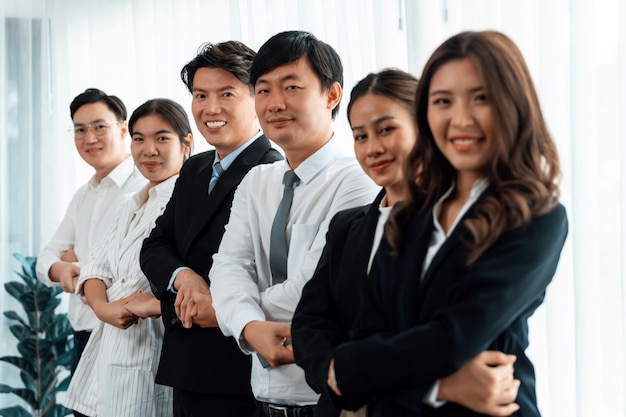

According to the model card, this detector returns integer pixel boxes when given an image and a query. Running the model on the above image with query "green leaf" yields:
[55,375,71,393]
[3,311,25,324]
[0,388,36,408]
[47,403,72,417]
[19,372,37,400]
[0,405,32,417]
[8,325,33,343]
[16,339,36,359]
[3,282,28,302]
[0,356,35,377]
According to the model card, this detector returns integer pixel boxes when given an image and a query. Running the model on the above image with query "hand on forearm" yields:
[242,321,294,367]
[438,350,520,416]
[61,248,78,263]
[49,261,80,292]
[84,279,139,329]
[125,290,161,318]
[174,270,209,328]
[190,287,218,328]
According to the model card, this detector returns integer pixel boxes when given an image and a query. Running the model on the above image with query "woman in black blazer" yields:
[326,31,568,417]
[292,69,521,417]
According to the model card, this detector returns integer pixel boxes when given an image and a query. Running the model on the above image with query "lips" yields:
[369,160,393,172]
[449,136,483,152]
[141,162,161,169]
[266,116,293,127]
[205,121,226,129]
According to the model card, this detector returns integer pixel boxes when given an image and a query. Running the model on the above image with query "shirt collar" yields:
[133,174,179,207]
[292,135,340,185]
[213,130,263,171]
[88,156,136,189]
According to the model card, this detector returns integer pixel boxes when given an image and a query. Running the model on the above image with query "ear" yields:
[326,81,343,112]
[184,133,193,156]
[119,120,129,139]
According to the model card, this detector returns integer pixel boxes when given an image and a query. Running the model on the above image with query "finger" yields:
[480,351,515,366]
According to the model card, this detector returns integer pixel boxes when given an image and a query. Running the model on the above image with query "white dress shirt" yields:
[210,136,379,405]
[36,156,146,331]
[64,176,177,417]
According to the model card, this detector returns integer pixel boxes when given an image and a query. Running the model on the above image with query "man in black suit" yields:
[140,41,282,417]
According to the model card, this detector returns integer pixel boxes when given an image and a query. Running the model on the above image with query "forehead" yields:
[350,94,412,124]
[192,66,248,90]
[73,101,116,124]
[430,58,485,91]
[256,56,320,85]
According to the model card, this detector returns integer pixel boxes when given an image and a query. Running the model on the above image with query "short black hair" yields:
[250,31,344,118]
[181,41,256,94]
[69,88,127,120]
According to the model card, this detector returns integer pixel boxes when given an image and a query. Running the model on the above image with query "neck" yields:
[94,155,127,180]
[284,130,333,169]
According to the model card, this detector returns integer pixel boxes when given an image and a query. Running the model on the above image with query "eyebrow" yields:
[73,118,107,126]
[192,85,237,93]
[132,128,174,136]
[429,86,486,96]
[350,115,396,131]
[256,73,301,86]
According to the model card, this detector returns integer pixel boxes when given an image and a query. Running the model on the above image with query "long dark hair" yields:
[387,30,561,263]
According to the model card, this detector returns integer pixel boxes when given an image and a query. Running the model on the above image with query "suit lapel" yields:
[180,136,272,255]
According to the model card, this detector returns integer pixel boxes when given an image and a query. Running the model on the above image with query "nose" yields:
[366,136,384,157]
[267,91,286,113]
[143,140,158,156]
[84,128,98,144]
[204,95,221,115]
[450,102,475,128]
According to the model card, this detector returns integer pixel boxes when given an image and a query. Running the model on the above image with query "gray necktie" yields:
[208,161,224,194]
[269,170,300,285]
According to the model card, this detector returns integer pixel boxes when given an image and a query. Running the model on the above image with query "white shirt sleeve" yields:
[36,187,83,286]
[210,174,266,347]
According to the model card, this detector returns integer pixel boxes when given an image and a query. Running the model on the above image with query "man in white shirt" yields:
[207,31,379,417]
[36,88,146,417]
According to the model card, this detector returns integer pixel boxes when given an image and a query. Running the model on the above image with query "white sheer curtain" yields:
[1,1,624,416]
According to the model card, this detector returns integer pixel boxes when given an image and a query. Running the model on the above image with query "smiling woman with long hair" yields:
[327,31,568,417]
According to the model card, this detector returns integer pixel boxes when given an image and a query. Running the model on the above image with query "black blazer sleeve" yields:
[333,204,568,404]
[140,153,211,299]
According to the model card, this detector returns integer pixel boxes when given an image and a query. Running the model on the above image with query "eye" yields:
[474,93,488,102]
[132,136,143,142]
[380,126,395,135]
[222,92,234,98]
[286,85,300,91]
[431,97,450,105]
[74,127,86,134]
[255,89,268,95]
[194,93,206,100]
[92,124,107,132]
[353,133,367,142]
[156,136,170,142]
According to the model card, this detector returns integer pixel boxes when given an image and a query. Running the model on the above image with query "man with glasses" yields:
[36,88,146,417]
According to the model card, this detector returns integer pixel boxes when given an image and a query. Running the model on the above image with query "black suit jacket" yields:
[292,190,385,417]
[140,135,282,395]
[332,192,568,417]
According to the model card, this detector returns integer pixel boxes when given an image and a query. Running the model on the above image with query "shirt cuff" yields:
[168,266,192,293]
[423,379,446,408]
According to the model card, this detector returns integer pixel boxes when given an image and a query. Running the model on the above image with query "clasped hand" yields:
[242,320,294,367]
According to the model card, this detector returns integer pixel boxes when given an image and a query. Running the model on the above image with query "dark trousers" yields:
[173,387,260,417]
[71,330,92,417]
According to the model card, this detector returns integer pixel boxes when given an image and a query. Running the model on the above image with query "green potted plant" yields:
[0,253,73,417]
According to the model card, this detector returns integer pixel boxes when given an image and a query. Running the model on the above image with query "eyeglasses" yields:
[70,120,121,140]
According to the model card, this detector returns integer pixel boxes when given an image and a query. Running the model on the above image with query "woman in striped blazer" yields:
[65,98,193,417]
